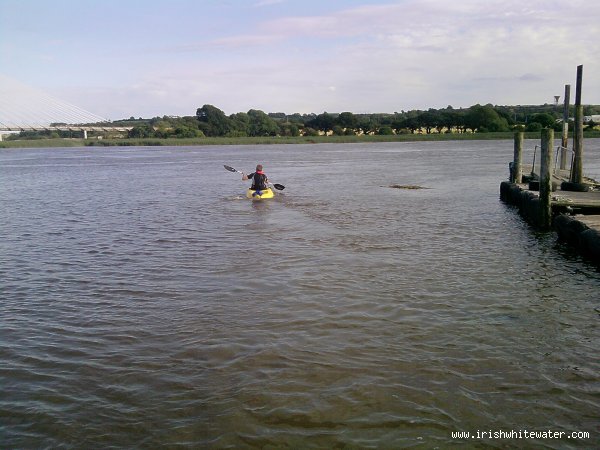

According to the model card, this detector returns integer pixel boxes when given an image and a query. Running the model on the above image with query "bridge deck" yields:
[0,125,132,132]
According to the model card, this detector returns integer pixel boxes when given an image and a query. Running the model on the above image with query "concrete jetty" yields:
[500,179,600,264]
[500,65,600,265]
[500,128,600,265]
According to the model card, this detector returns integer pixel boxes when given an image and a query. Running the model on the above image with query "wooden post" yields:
[512,131,523,183]
[571,65,584,183]
[539,128,553,230]
[560,84,570,170]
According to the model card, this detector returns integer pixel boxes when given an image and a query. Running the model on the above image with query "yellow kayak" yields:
[246,188,274,200]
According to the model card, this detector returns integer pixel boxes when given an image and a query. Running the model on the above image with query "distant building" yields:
[557,115,600,124]
[584,115,600,123]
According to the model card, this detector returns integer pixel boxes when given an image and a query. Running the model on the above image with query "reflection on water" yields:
[1,141,599,448]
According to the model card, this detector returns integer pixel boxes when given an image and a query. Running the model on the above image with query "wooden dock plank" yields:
[515,183,600,208]
[575,215,600,231]
[550,190,600,208]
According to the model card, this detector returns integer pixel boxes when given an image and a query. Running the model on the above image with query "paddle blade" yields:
[273,183,285,191]
[224,165,238,173]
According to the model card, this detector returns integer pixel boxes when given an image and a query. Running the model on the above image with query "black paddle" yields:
[223,165,285,191]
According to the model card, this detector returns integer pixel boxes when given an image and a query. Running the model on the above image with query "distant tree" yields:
[525,122,543,132]
[247,109,279,136]
[180,116,202,128]
[464,104,509,132]
[279,122,300,136]
[356,115,379,135]
[420,110,440,134]
[300,113,316,126]
[268,112,287,120]
[230,112,250,136]
[397,116,421,134]
[152,119,171,138]
[439,109,460,133]
[552,121,563,132]
[530,113,556,128]
[173,125,203,138]
[377,126,394,135]
[332,125,345,136]
[495,107,516,126]
[128,124,154,138]
[287,113,305,125]
[337,112,357,130]
[308,112,336,133]
[196,104,232,136]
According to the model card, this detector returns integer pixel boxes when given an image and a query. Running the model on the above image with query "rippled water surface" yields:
[1,141,599,448]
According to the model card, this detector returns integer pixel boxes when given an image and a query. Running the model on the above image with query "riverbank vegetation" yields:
[2,103,599,147]
[3,130,600,149]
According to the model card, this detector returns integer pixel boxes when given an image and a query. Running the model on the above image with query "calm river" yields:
[1,140,599,448]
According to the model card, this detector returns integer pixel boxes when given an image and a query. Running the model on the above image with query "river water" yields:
[1,140,599,448]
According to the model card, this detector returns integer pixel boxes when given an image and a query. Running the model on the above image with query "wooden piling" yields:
[539,128,554,230]
[560,84,570,170]
[571,65,584,183]
[512,131,523,183]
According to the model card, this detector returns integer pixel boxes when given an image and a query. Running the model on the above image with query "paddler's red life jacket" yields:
[249,171,268,191]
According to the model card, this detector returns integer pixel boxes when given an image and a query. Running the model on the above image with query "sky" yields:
[1,0,599,122]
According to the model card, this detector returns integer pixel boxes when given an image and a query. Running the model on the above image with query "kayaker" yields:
[242,164,269,194]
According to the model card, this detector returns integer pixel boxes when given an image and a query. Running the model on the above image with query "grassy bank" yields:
[2,130,599,149]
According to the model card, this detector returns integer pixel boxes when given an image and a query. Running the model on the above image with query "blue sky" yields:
[1,0,599,121]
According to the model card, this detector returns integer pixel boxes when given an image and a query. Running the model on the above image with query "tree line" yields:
[120,103,600,139]
[5,102,599,141]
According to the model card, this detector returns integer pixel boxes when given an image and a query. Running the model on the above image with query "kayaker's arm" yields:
[241,172,249,181]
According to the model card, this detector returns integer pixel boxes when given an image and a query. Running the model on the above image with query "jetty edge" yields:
[500,129,600,265]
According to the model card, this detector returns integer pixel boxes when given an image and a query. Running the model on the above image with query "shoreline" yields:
[2,131,599,149]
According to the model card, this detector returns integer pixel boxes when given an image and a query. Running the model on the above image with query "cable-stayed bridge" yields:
[0,75,131,140]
